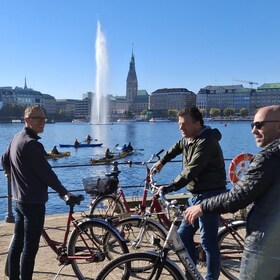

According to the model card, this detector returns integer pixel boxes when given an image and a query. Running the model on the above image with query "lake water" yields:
[0,120,259,220]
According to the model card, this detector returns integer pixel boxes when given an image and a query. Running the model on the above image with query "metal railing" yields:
[0,159,233,223]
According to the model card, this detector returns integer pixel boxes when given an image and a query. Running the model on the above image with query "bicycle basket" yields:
[83,176,118,195]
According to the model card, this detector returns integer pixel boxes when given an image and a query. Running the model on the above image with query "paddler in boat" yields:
[51,145,60,155]
[85,135,92,144]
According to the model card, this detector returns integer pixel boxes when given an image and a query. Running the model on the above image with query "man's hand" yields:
[185,204,203,225]
[151,161,164,174]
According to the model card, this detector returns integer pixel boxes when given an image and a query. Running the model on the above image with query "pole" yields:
[5,175,14,223]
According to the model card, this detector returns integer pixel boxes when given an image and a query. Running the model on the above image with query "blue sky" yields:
[1,0,279,99]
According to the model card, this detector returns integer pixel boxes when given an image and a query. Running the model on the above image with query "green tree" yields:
[223,108,235,117]
[209,108,221,117]
[199,109,206,117]
[167,109,178,117]
[240,108,249,117]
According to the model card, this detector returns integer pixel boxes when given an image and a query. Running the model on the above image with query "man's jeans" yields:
[9,202,45,280]
[240,232,280,280]
[178,189,225,280]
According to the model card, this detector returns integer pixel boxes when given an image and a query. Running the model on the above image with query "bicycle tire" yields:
[95,252,185,280]
[218,220,246,280]
[68,218,129,280]
[90,194,126,218]
[116,216,167,252]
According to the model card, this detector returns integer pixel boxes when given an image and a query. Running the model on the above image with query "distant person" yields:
[127,142,133,152]
[85,135,92,144]
[105,148,114,159]
[51,145,60,155]
[185,105,280,279]
[122,144,129,153]
[152,107,226,280]
[1,105,74,280]
[74,139,80,147]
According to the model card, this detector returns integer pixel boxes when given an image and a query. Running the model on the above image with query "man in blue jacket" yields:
[2,105,73,280]
[185,105,280,280]
[152,107,226,280]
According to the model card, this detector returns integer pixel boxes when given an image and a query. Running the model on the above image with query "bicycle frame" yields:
[41,198,99,264]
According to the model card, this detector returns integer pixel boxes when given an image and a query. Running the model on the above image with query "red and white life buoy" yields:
[228,153,254,183]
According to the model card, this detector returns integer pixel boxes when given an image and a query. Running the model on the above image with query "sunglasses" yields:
[251,120,279,129]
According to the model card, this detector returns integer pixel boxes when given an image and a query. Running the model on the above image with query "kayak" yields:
[59,143,103,148]
[46,151,71,159]
[91,150,134,164]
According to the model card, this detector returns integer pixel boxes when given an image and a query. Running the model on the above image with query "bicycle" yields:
[5,194,128,280]
[84,151,246,279]
[85,149,165,219]
[95,191,245,280]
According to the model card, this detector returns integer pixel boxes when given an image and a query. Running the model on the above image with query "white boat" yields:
[149,118,171,123]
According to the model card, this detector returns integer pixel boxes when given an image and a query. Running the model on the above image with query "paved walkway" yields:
[0,213,230,280]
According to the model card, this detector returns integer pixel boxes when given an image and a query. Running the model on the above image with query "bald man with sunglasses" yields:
[185,105,280,280]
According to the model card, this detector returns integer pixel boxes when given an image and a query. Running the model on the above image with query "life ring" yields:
[228,153,254,183]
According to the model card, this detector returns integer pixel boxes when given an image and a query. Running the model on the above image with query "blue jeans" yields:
[9,202,45,280]
[178,189,225,280]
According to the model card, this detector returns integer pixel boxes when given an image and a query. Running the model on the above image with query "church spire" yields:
[126,45,138,104]
[24,77,27,89]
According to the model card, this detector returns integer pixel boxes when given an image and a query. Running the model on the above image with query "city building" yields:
[250,83,280,113]
[196,85,253,115]
[149,88,196,117]
[196,83,280,116]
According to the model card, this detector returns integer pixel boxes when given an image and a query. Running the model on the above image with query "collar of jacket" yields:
[24,127,41,140]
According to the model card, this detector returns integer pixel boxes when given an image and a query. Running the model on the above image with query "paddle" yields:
[110,144,119,154]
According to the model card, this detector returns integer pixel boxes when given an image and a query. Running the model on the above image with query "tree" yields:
[199,109,206,117]
[209,108,221,117]
[240,108,249,117]
[167,109,178,117]
[223,108,235,117]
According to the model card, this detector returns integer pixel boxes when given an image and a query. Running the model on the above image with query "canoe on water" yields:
[46,151,71,159]
[59,143,103,148]
[90,150,134,164]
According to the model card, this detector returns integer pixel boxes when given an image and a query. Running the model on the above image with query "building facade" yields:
[149,88,196,115]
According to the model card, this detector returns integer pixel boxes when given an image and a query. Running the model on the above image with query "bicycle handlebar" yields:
[125,149,165,167]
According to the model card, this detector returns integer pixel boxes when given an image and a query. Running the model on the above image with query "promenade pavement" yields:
[0,213,229,280]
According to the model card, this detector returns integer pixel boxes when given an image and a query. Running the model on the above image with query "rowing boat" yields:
[46,151,71,159]
[59,143,103,148]
[90,150,134,164]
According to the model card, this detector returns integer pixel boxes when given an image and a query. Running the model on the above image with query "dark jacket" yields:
[201,138,280,253]
[161,126,226,194]
[1,127,68,203]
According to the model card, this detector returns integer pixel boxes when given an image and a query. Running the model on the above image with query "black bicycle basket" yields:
[83,176,118,195]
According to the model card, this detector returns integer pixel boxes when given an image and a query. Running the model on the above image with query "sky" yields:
[1,0,280,100]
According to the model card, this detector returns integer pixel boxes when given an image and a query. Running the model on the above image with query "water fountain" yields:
[91,20,109,124]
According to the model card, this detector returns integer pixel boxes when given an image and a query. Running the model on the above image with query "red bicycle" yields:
[5,195,128,280]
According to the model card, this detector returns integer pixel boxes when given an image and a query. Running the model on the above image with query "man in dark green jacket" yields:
[152,107,226,280]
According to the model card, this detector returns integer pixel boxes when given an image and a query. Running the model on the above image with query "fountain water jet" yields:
[91,20,109,124]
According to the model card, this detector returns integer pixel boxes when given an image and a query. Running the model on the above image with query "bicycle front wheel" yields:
[116,216,167,252]
[90,194,126,218]
[218,221,246,280]
[68,218,129,280]
[96,252,185,280]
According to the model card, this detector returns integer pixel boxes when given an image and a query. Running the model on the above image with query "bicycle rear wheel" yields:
[95,252,185,280]
[218,221,246,280]
[90,194,126,218]
[68,218,129,280]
